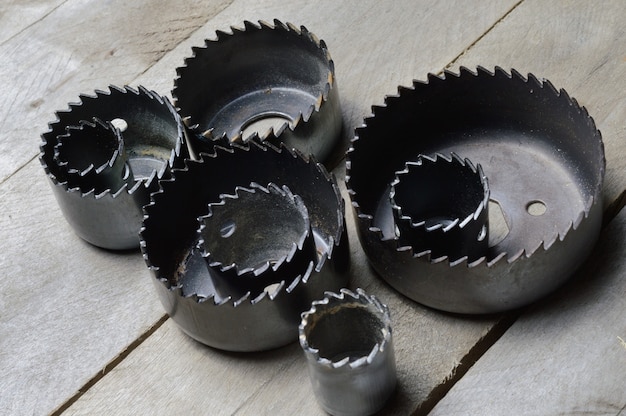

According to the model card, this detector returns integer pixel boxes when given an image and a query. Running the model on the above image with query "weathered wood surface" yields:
[430,208,626,415]
[0,0,66,45]
[0,162,165,415]
[61,171,504,416]
[1,0,625,415]
[0,0,233,184]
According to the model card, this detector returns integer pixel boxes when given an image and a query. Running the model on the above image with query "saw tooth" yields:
[455,66,471,78]
[141,142,348,351]
[284,21,300,34]
[526,71,542,88]
[172,19,341,165]
[299,288,396,415]
[346,66,604,313]
[40,85,187,250]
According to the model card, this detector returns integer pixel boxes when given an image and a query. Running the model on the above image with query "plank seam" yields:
[128,0,235,84]
[50,314,169,415]
[0,155,38,187]
[604,189,626,228]
[0,0,71,47]
[443,0,525,72]
[411,312,519,416]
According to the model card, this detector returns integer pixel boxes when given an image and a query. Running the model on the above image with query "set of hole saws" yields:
[39,20,604,416]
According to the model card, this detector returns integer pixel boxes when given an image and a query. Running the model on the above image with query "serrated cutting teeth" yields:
[53,118,133,195]
[389,152,489,262]
[173,19,342,164]
[198,182,317,277]
[346,66,605,313]
[39,85,188,249]
[299,288,396,416]
[140,140,349,351]
[192,182,319,302]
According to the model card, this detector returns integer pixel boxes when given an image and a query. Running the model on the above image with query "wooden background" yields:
[1,0,624,414]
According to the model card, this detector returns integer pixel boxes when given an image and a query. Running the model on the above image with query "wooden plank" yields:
[0,0,233,184]
[448,0,626,216]
[430,207,626,415]
[0,0,66,45]
[0,161,165,415]
[0,1,233,414]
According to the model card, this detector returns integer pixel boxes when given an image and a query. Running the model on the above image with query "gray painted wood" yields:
[0,0,66,45]
[430,207,626,415]
[0,1,232,414]
[0,0,233,184]
[0,161,165,415]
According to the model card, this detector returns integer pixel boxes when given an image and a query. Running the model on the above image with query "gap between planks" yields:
[443,0,525,72]
[0,0,70,47]
[0,154,37,187]
[51,314,170,416]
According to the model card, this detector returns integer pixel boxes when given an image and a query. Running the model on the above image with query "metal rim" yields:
[140,140,350,351]
[346,66,605,313]
[173,19,342,164]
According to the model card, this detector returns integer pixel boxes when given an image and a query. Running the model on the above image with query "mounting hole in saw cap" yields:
[526,200,547,216]
[240,114,290,141]
[110,118,128,132]
[219,219,236,238]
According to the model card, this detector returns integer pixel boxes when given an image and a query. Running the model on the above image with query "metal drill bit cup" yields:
[141,141,350,351]
[54,119,133,195]
[199,183,315,275]
[39,85,187,249]
[346,67,605,313]
[390,153,489,262]
[197,183,318,300]
[173,19,342,164]
[299,288,396,416]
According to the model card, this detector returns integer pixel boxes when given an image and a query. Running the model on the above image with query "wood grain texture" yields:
[0,0,67,45]
[0,1,233,414]
[0,161,165,415]
[0,0,233,184]
[448,0,626,216]
[430,207,626,415]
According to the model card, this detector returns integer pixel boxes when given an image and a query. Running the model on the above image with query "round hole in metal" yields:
[219,219,236,238]
[526,201,547,216]
[110,118,128,132]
